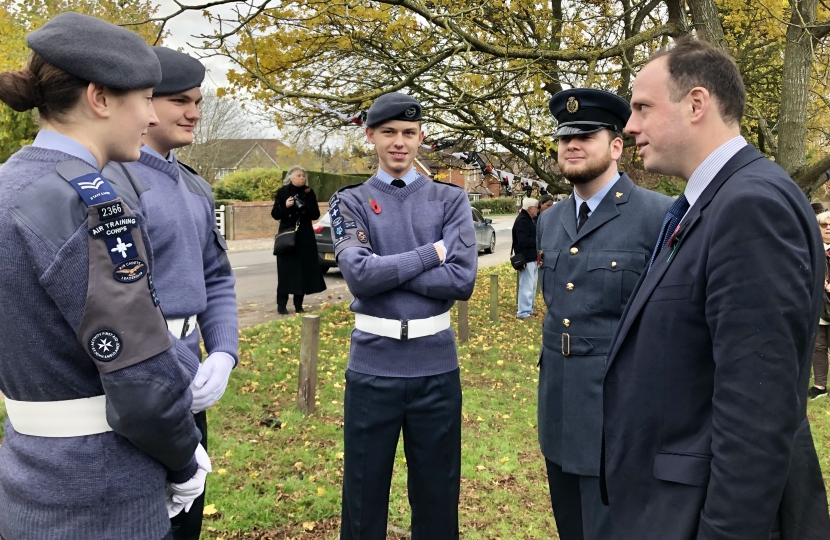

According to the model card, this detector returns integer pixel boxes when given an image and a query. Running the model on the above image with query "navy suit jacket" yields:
[602,146,830,540]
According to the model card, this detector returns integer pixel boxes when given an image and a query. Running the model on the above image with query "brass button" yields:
[611,261,617,268]
[563,319,570,327]
[570,247,578,255]
[566,283,574,291]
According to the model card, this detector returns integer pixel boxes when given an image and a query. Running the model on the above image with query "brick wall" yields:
[224,201,329,240]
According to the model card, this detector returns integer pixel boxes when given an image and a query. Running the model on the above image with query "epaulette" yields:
[432,178,464,189]
[177,161,199,176]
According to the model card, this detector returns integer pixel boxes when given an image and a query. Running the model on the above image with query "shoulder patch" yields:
[177,161,199,176]
[431,178,464,189]
[334,181,367,197]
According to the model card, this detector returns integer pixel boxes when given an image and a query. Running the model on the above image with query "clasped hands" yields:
[166,443,211,517]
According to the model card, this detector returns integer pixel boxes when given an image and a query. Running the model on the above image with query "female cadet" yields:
[0,12,207,540]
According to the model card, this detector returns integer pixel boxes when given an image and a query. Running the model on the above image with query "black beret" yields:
[26,12,161,90]
[366,93,422,127]
[548,88,631,137]
[152,47,206,95]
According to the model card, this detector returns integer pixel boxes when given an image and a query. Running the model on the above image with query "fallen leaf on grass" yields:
[203,504,218,516]
[302,521,316,531]
[499,457,510,463]
[218,468,227,475]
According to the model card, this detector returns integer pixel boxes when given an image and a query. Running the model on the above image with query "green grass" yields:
[2,264,830,539]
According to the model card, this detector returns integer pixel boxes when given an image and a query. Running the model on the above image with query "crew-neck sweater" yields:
[331,175,478,377]
[0,146,200,540]
[122,151,239,374]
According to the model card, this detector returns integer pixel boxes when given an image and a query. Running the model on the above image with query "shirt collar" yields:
[141,144,175,163]
[32,130,100,170]
[376,166,419,186]
[684,136,747,208]
[573,172,620,221]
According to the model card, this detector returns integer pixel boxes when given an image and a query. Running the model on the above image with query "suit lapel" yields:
[576,174,633,239]
[606,146,766,367]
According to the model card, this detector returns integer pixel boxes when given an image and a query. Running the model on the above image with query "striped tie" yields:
[648,194,689,271]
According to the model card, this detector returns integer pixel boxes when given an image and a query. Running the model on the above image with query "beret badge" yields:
[566,96,579,114]
[405,106,417,119]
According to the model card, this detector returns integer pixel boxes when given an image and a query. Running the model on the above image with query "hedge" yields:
[471,197,520,215]
[212,168,370,203]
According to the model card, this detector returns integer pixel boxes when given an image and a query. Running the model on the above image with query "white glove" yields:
[166,444,212,517]
[190,352,235,413]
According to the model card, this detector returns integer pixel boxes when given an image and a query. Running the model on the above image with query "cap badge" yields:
[615,192,623,198]
[404,106,417,119]
[566,96,579,113]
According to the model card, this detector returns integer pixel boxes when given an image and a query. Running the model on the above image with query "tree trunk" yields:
[687,0,728,50]
[778,0,817,182]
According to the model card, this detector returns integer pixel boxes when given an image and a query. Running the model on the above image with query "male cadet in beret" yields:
[329,93,478,540]
[535,88,672,540]
[103,47,238,540]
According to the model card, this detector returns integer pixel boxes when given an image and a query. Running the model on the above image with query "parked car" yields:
[313,207,496,272]
[313,212,337,273]
[472,208,496,254]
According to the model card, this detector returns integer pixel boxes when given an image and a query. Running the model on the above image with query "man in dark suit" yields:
[603,36,830,540]
[536,88,672,540]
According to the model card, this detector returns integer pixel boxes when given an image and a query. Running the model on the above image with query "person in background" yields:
[539,195,554,213]
[270,165,326,314]
[513,197,539,319]
[103,46,238,538]
[810,210,830,400]
[0,12,203,540]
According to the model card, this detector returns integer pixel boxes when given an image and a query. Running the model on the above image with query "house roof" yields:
[195,138,287,170]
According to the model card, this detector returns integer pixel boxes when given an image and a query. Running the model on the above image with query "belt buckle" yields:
[400,320,409,341]
[562,333,570,356]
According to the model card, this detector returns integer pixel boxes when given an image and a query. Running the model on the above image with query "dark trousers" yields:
[277,293,304,309]
[340,369,462,540]
[546,459,613,540]
[170,411,208,540]
[813,323,830,387]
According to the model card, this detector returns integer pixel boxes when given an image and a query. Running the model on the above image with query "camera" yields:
[293,196,306,209]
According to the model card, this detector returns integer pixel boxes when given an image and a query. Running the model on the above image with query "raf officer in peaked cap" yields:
[330,92,477,540]
[535,88,672,540]
[103,47,239,540]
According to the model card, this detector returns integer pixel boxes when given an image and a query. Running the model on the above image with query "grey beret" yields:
[26,12,161,90]
[151,47,205,95]
[366,93,422,127]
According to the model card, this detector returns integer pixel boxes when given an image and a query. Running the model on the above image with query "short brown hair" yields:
[649,36,745,125]
[0,51,89,121]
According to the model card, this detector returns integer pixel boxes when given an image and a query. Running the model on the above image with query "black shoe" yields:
[277,306,289,315]
[808,386,827,400]
[295,306,305,313]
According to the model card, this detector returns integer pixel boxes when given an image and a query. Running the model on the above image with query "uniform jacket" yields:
[512,209,538,263]
[602,146,830,540]
[536,173,671,476]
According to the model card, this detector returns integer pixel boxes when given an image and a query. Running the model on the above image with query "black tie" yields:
[577,202,590,232]
[391,178,406,188]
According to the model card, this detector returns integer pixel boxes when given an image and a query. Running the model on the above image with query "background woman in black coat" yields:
[271,166,327,314]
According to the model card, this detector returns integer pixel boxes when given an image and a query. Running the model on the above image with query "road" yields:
[228,216,516,327]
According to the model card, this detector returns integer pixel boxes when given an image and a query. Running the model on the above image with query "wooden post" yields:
[490,274,499,322]
[297,315,320,415]
[457,301,469,342]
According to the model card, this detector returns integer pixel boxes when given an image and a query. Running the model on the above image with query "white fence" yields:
[215,205,226,238]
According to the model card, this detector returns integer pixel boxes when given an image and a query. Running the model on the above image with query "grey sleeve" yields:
[331,190,442,299]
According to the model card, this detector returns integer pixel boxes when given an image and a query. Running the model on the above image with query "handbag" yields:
[273,221,300,256]
[510,250,526,270]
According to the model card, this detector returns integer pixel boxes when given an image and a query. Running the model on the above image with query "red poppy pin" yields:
[369,197,381,214]
[304,188,310,193]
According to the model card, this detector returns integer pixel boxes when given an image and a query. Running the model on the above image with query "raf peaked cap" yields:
[366,93,422,128]
[152,47,206,95]
[26,12,161,90]
[549,88,631,137]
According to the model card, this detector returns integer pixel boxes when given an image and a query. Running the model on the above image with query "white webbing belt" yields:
[4,395,112,437]
[167,315,197,339]
[355,311,452,340]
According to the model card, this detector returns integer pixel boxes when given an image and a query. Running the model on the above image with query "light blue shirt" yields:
[141,144,175,164]
[32,130,99,170]
[376,166,419,186]
[573,173,621,223]
[684,136,747,210]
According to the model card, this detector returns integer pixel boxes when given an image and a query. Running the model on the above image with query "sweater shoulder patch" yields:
[330,182,367,205]
[178,161,199,176]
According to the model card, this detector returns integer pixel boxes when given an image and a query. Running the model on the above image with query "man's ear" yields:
[610,133,624,161]
[418,130,424,145]
[86,83,111,119]
[366,126,376,144]
[687,87,709,124]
